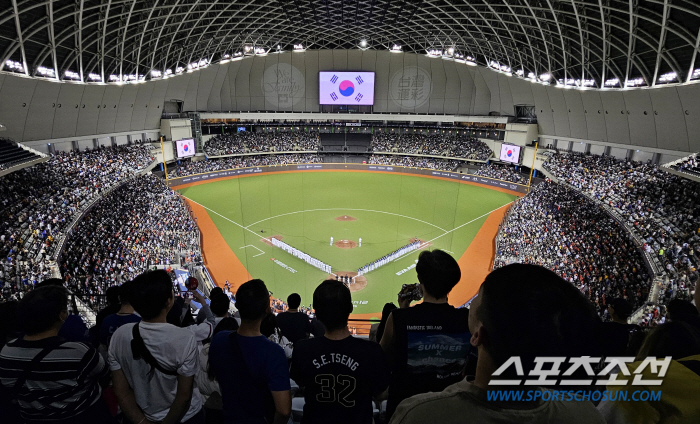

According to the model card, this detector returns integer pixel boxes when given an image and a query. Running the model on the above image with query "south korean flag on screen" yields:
[319,72,375,105]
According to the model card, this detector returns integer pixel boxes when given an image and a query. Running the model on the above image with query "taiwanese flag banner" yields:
[319,71,375,105]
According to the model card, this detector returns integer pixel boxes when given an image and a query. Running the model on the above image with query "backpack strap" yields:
[131,323,178,376]
[13,337,65,391]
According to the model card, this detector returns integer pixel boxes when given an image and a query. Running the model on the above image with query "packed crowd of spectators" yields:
[0,145,156,303]
[473,163,526,183]
[495,181,651,314]
[4,252,700,424]
[543,152,700,289]
[368,154,460,171]
[170,154,322,177]
[59,174,201,309]
[371,133,491,160]
[204,131,320,156]
[668,154,700,178]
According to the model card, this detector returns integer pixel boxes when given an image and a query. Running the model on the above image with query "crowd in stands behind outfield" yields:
[474,163,526,183]
[495,181,651,315]
[60,174,201,309]
[204,131,320,156]
[371,133,491,160]
[367,154,460,171]
[0,144,155,303]
[543,152,700,302]
[170,154,322,177]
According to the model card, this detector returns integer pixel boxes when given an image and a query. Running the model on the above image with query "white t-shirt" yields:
[108,322,203,422]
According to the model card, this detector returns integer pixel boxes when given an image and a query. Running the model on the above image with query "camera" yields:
[398,283,422,302]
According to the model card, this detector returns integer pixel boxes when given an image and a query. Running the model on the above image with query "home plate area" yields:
[329,271,367,292]
[260,235,283,246]
[334,239,358,249]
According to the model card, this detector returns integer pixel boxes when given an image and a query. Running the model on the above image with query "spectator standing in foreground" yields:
[276,293,313,344]
[99,280,141,349]
[108,270,203,424]
[95,286,122,335]
[599,321,700,423]
[391,264,605,424]
[209,279,291,424]
[599,298,641,357]
[390,264,604,424]
[380,250,470,420]
[291,280,390,424]
[0,285,114,424]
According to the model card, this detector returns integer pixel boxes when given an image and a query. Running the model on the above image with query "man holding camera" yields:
[380,250,471,421]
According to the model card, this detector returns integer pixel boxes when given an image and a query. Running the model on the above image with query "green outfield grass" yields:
[177,171,516,315]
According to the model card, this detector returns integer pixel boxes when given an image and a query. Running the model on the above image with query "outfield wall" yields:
[166,163,532,194]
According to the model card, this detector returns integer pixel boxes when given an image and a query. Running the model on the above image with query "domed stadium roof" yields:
[2,0,700,89]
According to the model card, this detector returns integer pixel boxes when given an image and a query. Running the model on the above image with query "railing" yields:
[347,318,380,338]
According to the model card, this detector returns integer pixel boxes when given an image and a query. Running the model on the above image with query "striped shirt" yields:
[0,336,107,421]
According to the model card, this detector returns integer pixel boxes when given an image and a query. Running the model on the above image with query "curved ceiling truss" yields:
[1,0,700,89]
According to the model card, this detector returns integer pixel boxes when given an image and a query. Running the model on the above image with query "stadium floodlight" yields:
[109,74,120,82]
[579,79,595,87]
[151,70,162,78]
[527,72,536,79]
[446,47,455,56]
[604,78,620,87]
[427,49,442,57]
[5,60,23,72]
[359,39,368,48]
[175,66,185,74]
[539,73,551,82]
[390,44,402,53]
[243,45,254,55]
[516,69,524,76]
[465,56,476,66]
[37,66,56,78]
[625,77,645,87]
[693,69,700,79]
[293,44,304,51]
[658,72,677,83]
[88,73,102,82]
[64,70,80,80]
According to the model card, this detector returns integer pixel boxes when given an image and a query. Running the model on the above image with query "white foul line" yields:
[240,245,265,257]
[427,202,513,244]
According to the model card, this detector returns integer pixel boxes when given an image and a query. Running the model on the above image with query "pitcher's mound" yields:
[261,235,283,247]
[329,271,367,292]
[335,215,357,221]
[335,239,358,249]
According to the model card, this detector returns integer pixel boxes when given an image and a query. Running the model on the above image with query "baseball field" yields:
[175,170,519,317]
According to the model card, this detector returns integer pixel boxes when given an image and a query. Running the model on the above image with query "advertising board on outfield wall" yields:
[166,164,532,194]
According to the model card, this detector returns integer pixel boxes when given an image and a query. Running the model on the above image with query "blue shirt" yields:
[99,313,141,346]
[209,331,290,423]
